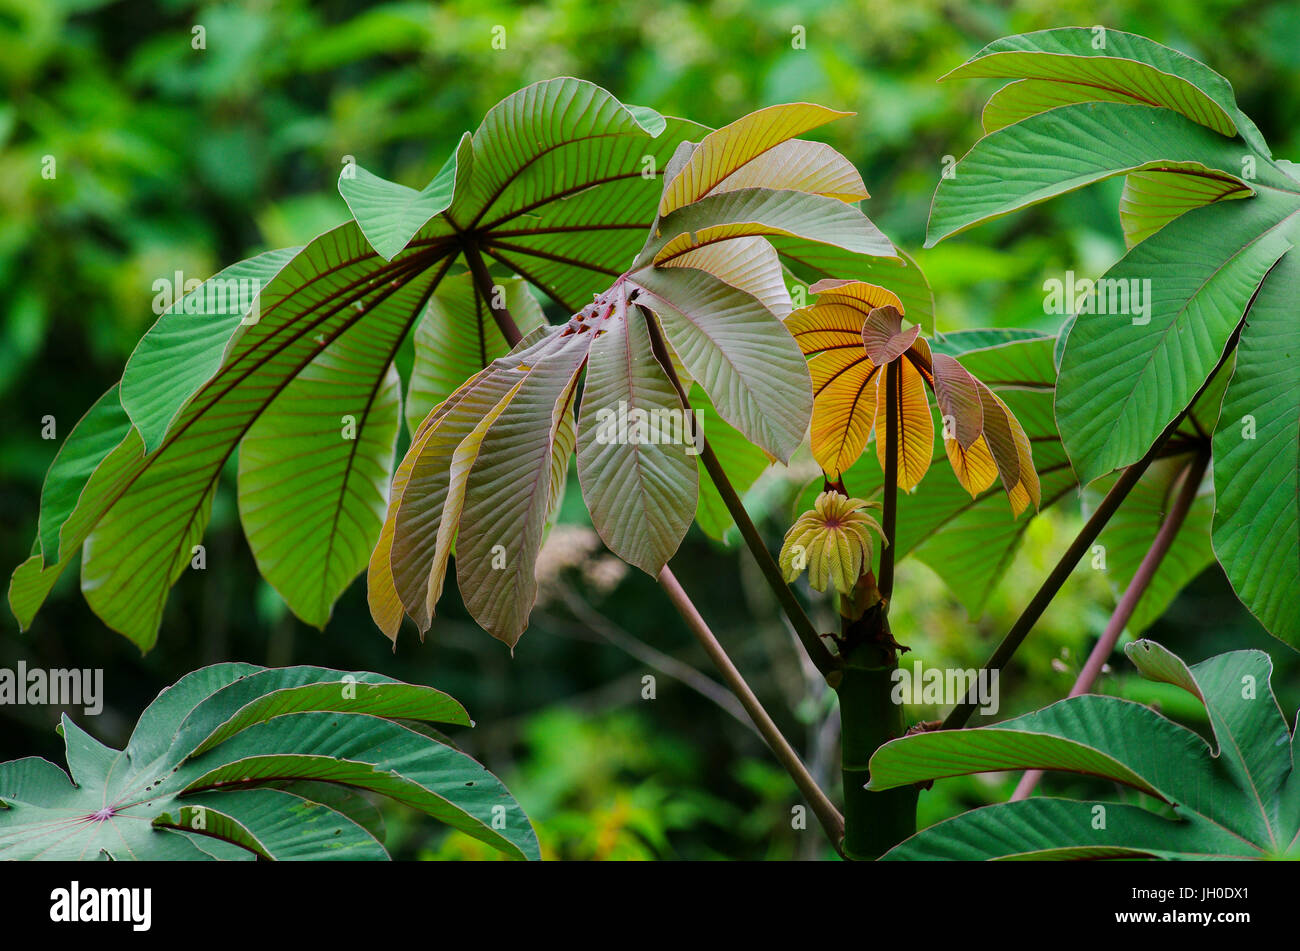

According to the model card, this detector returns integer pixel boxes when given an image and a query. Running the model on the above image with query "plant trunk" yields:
[836,639,916,859]
[836,359,916,860]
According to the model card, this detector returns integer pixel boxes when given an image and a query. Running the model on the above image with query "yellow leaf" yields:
[808,347,879,477]
[787,281,906,477]
[659,103,851,216]
[788,301,874,356]
[706,139,869,203]
[944,432,999,498]
[877,357,934,492]
[807,279,903,314]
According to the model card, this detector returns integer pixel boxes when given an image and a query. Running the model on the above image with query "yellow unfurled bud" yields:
[779,491,884,594]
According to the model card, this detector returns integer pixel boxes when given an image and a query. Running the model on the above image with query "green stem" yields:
[836,643,915,859]
[835,359,915,860]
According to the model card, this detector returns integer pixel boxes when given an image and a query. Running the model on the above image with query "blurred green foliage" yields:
[2,0,1298,859]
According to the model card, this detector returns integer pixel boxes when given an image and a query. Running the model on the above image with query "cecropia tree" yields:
[12,35,1293,862]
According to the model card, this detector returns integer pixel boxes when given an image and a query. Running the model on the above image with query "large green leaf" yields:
[944,27,1268,150]
[237,340,404,629]
[871,640,1297,859]
[1212,251,1300,642]
[121,248,303,451]
[877,797,1242,860]
[1055,198,1292,484]
[34,385,133,560]
[10,263,303,629]
[926,103,1281,246]
[11,78,698,647]
[80,223,440,648]
[0,664,538,860]
[931,33,1300,648]
[8,385,133,629]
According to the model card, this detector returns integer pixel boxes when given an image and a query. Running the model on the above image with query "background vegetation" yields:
[3,0,1298,859]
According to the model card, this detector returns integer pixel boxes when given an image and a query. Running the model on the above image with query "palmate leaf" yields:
[375,101,898,646]
[928,28,1300,647]
[870,640,1298,860]
[10,255,300,628]
[80,223,441,648]
[0,664,539,860]
[405,273,547,433]
[790,282,1039,508]
[10,78,700,647]
[797,333,1068,616]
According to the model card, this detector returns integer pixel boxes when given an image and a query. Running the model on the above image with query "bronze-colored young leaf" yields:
[791,280,1039,512]
[787,281,903,478]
